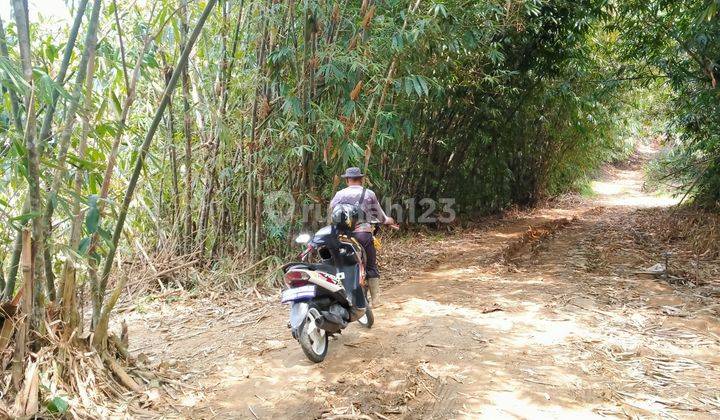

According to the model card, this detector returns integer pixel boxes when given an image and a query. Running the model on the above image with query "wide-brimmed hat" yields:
[340,167,364,178]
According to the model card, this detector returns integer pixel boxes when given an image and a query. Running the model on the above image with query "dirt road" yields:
[128,151,720,419]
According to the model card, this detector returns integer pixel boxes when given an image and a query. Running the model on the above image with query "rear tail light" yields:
[284,270,310,287]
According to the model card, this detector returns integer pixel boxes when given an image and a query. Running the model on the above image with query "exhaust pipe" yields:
[316,304,349,333]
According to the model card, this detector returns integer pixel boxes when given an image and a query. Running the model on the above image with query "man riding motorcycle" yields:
[329,167,397,306]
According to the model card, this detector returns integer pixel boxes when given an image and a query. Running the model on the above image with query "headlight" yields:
[294,233,311,244]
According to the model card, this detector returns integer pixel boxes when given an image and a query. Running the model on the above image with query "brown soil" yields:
[125,149,720,419]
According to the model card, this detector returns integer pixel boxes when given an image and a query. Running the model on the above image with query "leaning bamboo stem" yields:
[86,4,159,325]
[95,0,219,343]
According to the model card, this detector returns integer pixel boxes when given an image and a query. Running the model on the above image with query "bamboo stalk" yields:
[11,0,45,332]
[40,0,102,303]
[0,0,88,298]
[86,4,160,326]
[181,2,196,251]
[163,68,182,234]
[112,0,131,92]
[11,229,31,390]
[96,0,219,346]
[37,0,90,153]
[196,3,229,252]
[60,19,99,328]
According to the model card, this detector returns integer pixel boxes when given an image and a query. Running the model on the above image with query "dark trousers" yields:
[353,231,379,278]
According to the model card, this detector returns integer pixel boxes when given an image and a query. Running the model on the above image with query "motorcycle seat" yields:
[283,262,338,274]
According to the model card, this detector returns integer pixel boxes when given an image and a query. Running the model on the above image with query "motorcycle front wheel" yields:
[299,308,328,363]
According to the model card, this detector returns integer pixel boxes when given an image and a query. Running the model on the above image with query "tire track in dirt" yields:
[189,209,593,419]
[132,150,720,419]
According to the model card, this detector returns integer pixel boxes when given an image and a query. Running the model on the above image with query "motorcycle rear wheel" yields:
[299,308,329,363]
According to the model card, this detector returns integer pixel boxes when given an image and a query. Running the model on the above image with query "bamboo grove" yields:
[0,0,718,397]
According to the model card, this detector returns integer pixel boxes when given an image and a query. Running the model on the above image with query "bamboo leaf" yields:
[9,211,42,224]
[0,57,29,93]
[404,77,414,97]
[431,4,448,18]
[85,195,100,234]
[417,76,429,96]
[78,237,91,255]
[412,76,422,97]
[46,396,69,414]
[110,91,122,118]
[342,100,355,116]
[392,32,404,50]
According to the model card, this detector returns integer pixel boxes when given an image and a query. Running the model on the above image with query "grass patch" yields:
[577,178,597,197]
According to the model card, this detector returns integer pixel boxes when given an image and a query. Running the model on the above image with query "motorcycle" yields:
[281,219,377,363]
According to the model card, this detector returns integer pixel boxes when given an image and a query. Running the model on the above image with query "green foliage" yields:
[611,0,720,207]
[46,396,69,414]
[5,0,711,292]
[367,0,626,210]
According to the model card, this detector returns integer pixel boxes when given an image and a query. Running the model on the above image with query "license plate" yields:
[281,285,316,303]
